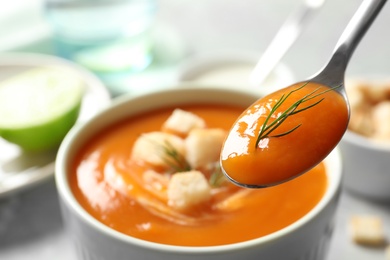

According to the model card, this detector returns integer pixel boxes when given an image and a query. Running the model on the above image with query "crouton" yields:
[162,109,206,137]
[385,244,390,259]
[346,81,366,111]
[372,101,390,139]
[167,171,211,210]
[360,83,390,104]
[348,109,375,137]
[349,215,386,246]
[185,128,226,169]
[131,132,185,169]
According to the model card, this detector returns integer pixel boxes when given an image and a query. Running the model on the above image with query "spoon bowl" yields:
[221,0,387,189]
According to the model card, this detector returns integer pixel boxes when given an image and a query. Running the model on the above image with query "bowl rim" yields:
[178,50,294,78]
[343,129,390,151]
[0,52,106,88]
[176,50,295,95]
[55,86,342,254]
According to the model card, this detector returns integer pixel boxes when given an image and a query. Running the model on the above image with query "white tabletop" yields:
[2,0,390,259]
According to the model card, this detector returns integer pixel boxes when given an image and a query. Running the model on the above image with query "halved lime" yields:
[0,67,84,151]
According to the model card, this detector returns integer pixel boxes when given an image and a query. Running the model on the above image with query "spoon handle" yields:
[312,0,387,87]
[250,0,325,88]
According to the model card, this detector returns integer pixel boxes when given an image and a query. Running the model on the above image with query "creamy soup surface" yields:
[71,104,327,246]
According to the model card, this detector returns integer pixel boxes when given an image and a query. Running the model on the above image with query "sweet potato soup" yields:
[70,103,328,246]
[221,82,348,187]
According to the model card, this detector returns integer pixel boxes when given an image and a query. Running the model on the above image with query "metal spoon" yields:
[222,0,387,188]
[250,0,326,90]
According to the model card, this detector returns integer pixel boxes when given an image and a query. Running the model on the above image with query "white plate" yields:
[0,53,111,198]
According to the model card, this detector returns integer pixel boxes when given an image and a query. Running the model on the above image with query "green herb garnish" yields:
[160,140,191,173]
[209,163,227,187]
[146,135,227,187]
[255,82,341,148]
[145,137,191,173]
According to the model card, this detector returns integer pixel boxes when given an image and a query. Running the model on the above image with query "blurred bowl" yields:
[56,85,342,260]
[340,77,390,201]
[340,131,390,200]
[177,50,295,95]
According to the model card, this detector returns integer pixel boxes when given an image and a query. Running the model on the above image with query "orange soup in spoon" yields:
[221,82,348,187]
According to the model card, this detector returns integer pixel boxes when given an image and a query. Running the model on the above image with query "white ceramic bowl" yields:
[339,77,390,201]
[56,86,342,260]
[340,131,390,201]
[339,75,390,201]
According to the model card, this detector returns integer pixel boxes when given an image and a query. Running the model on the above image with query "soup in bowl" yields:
[55,86,342,260]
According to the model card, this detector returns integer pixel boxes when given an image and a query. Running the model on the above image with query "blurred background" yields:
[1,0,390,259]
[2,0,390,94]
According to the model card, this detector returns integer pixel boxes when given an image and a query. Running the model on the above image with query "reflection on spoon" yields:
[221,0,387,188]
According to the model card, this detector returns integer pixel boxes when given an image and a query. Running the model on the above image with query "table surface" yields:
[2,0,390,259]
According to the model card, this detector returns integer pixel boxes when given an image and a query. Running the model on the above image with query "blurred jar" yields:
[44,0,156,75]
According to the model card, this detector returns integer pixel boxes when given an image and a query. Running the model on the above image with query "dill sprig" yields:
[160,140,191,172]
[255,82,341,148]
[146,135,228,187]
[209,163,227,187]
[145,137,191,172]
